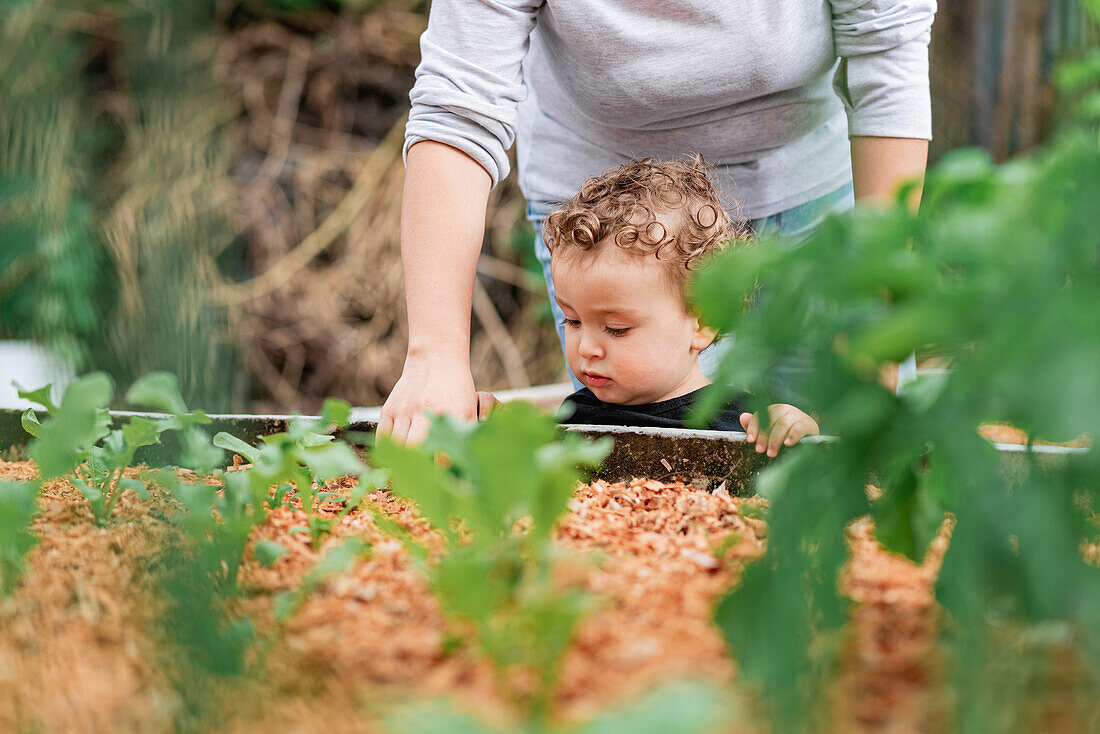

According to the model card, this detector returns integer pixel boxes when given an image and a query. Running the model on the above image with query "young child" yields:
[538,157,819,457]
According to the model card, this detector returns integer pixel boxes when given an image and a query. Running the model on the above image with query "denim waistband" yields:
[526,180,854,226]
[526,199,562,223]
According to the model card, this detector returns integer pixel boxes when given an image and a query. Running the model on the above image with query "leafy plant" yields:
[212,398,384,548]
[1,1,244,405]
[0,1,102,366]
[385,679,728,734]
[126,388,376,730]
[0,479,40,596]
[18,372,211,526]
[273,536,372,622]
[372,401,611,719]
[689,24,1100,732]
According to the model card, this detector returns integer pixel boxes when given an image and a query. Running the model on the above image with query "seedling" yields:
[373,401,611,717]
[0,480,40,596]
[18,372,211,526]
[387,680,729,734]
[213,398,384,548]
[273,537,371,622]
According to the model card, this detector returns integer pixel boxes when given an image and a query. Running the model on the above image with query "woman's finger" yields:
[377,408,395,437]
[388,414,411,445]
[405,413,430,446]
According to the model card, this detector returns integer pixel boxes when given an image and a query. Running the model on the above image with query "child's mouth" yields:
[584,372,610,388]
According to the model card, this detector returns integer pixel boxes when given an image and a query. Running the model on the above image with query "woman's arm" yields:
[850,135,928,209]
[378,140,492,444]
[380,0,541,443]
[829,1,935,210]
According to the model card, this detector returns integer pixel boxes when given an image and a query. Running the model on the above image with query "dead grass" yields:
[216,11,564,413]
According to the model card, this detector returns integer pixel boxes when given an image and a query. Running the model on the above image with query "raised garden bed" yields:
[0,458,956,734]
[1,371,1096,734]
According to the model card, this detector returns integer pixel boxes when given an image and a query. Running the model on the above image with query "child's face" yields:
[551,244,715,405]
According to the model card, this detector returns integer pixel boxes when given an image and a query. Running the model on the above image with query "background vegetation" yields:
[1,0,1097,412]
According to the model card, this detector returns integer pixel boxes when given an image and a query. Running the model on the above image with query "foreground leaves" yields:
[0,480,40,595]
[692,60,1100,733]
[19,372,206,526]
[373,401,611,720]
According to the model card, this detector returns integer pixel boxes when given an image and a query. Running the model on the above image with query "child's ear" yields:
[690,318,717,352]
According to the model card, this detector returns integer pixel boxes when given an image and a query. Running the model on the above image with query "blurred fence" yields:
[931,0,1099,162]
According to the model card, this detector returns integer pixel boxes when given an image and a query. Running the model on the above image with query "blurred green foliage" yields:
[0,2,102,366]
[0,479,39,595]
[386,680,728,734]
[19,371,215,526]
[374,404,737,732]
[373,402,611,721]
[1,0,241,407]
[691,13,1100,732]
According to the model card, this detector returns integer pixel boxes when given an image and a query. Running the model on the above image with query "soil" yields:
[0,460,1080,733]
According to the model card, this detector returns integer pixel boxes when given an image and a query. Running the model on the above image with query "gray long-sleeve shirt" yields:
[405,0,935,219]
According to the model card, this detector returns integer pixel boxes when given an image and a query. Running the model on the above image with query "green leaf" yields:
[122,417,161,452]
[213,432,262,464]
[253,540,288,568]
[575,681,727,734]
[103,430,126,460]
[420,413,476,472]
[29,372,113,480]
[372,434,462,539]
[284,420,328,446]
[20,409,42,438]
[180,427,224,473]
[532,434,611,543]
[125,372,187,414]
[272,591,297,621]
[118,477,149,500]
[0,480,41,595]
[432,551,502,622]
[298,442,365,484]
[174,482,218,521]
[465,402,560,528]
[307,537,369,582]
[14,382,58,414]
[318,398,351,429]
[71,475,102,504]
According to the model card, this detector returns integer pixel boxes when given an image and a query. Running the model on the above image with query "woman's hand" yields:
[377,140,492,445]
[379,354,478,445]
[739,404,819,457]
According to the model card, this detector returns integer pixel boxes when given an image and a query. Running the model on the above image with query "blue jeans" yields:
[528,182,856,388]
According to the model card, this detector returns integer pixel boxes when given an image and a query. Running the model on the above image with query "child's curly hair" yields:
[543,156,745,294]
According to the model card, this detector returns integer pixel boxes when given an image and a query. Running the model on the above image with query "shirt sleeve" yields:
[829,0,937,140]
[404,0,544,187]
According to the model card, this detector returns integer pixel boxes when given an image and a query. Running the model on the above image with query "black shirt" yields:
[558,386,748,431]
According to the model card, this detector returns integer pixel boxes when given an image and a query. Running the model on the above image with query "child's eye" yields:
[605,326,631,337]
[562,318,581,329]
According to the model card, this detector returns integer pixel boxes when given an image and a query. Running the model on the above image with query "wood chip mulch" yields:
[0,460,1004,733]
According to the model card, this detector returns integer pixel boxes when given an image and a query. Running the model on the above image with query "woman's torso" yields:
[517,0,851,216]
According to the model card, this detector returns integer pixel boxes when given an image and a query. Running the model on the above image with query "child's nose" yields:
[578,329,604,359]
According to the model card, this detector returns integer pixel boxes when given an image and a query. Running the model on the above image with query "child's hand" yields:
[476,391,499,421]
[739,404,819,457]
